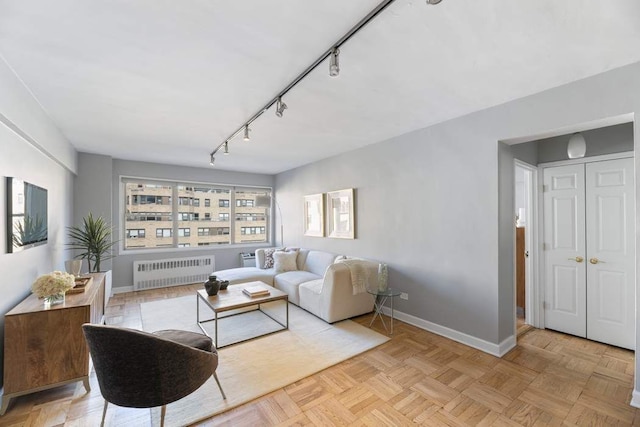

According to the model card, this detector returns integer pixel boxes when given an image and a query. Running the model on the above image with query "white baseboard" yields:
[112,286,134,294]
[381,307,516,357]
[631,390,640,408]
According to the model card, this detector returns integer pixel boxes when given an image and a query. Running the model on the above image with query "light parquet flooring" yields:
[1,284,639,426]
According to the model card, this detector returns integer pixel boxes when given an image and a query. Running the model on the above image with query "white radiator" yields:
[133,255,215,291]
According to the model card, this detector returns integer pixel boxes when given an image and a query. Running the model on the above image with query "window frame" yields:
[120,176,272,253]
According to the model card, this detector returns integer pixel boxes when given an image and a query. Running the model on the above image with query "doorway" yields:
[514,161,537,336]
[542,156,635,349]
[510,121,635,347]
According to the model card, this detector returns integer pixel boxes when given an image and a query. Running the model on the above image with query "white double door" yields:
[543,158,635,349]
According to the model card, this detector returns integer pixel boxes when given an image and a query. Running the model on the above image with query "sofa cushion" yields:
[274,271,322,305]
[263,248,278,269]
[303,250,338,276]
[299,279,323,295]
[213,267,275,286]
[274,251,298,273]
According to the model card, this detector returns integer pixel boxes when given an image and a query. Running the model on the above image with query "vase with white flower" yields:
[31,271,75,307]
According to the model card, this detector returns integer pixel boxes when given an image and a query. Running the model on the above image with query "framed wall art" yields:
[303,193,324,237]
[327,188,354,239]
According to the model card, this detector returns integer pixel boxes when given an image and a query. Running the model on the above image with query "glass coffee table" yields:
[367,288,401,334]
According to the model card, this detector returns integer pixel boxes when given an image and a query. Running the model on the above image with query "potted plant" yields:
[67,213,117,273]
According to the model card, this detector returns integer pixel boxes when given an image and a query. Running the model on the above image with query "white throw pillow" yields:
[273,251,298,273]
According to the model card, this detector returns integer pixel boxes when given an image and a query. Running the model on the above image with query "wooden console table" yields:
[1,272,106,415]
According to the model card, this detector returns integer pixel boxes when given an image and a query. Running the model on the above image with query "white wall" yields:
[0,56,76,387]
[276,61,640,387]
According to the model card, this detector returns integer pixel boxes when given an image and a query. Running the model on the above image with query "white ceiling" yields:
[1,0,640,174]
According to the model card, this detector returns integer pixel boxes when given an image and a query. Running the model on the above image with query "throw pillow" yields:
[273,251,298,273]
[263,248,278,269]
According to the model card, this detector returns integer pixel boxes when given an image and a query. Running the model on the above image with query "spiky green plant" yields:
[66,213,117,272]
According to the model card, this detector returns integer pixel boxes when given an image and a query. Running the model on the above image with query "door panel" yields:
[544,164,586,337]
[586,158,635,349]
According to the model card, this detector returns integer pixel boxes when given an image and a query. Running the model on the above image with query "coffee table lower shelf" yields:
[196,286,289,349]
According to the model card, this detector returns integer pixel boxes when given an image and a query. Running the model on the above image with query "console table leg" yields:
[0,395,11,416]
[82,376,91,393]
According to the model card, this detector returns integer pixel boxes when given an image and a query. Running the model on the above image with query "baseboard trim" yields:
[381,307,516,357]
[112,286,134,294]
[631,390,640,408]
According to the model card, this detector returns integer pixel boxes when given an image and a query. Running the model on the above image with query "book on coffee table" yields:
[242,285,271,297]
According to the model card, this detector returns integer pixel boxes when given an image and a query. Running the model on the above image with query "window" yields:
[241,226,266,235]
[198,227,230,236]
[236,199,254,207]
[126,229,145,238]
[132,195,169,205]
[156,228,172,238]
[123,180,270,250]
[236,213,265,221]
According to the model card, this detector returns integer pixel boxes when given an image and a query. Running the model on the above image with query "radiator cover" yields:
[133,255,215,290]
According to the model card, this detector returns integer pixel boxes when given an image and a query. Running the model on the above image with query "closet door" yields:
[585,158,635,349]
[543,164,586,337]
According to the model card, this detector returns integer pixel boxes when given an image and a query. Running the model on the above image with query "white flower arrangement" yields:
[31,271,75,298]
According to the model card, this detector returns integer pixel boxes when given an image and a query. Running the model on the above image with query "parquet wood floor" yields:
[1,284,639,426]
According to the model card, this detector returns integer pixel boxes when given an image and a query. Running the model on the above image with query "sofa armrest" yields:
[319,263,375,312]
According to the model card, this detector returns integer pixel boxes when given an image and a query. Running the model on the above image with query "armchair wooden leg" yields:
[160,404,166,427]
[100,400,108,427]
[213,372,227,399]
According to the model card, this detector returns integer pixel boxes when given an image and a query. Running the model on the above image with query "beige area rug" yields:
[140,295,389,427]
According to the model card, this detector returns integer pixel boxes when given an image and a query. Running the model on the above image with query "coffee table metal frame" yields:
[196,284,289,348]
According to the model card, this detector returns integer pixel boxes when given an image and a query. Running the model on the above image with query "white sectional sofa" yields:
[213,248,378,323]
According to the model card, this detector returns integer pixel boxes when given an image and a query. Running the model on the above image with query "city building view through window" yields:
[123,180,271,250]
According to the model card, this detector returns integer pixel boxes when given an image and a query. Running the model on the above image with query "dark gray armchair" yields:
[82,324,226,426]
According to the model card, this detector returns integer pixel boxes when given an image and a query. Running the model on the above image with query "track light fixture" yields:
[224,141,229,155]
[275,97,288,118]
[210,0,430,166]
[329,48,340,77]
[209,153,215,166]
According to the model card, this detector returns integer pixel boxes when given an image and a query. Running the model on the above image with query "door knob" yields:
[589,258,605,264]
[568,256,584,263]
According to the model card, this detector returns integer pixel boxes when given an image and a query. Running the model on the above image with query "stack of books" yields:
[242,285,271,297]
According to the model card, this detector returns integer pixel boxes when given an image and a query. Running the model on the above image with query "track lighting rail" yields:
[210,0,440,162]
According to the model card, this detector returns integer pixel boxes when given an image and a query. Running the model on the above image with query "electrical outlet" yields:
[400,292,408,300]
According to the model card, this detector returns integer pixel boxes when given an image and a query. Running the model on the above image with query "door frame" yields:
[535,151,634,330]
[514,160,540,329]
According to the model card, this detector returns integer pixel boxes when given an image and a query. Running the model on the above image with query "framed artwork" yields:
[327,188,354,239]
[303,193,324,237]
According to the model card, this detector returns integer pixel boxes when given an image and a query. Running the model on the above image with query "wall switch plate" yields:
[400,292,408,300]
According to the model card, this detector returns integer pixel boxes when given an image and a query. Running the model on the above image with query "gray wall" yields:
[101,158,275,289]
[0,57,76,386]
[275,61,640,359]
[536,122,633,163]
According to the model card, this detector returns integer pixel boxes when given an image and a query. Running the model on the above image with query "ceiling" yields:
[2,1,640,175]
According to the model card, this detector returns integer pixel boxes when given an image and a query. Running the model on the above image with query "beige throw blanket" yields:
[338,259,370,295]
